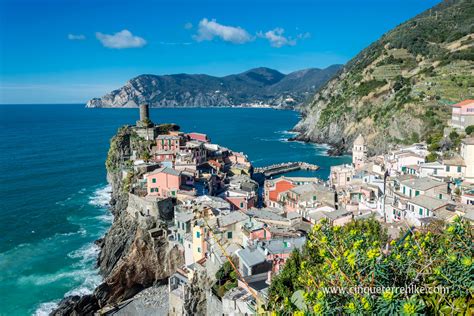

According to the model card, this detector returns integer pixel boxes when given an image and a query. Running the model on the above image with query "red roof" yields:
[452,99,474,108]
[269,179,294,202]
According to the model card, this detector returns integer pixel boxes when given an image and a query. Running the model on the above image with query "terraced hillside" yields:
[294,0,474,155]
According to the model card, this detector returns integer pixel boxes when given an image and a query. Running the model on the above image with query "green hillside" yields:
[295,0,474,154]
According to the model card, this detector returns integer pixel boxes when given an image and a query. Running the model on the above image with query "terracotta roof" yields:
[452,99,474,107]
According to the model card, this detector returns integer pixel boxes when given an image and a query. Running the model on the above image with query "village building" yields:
[352,134,367,166]
[460,137,474,183]
[146,167,182,197]
[329,164,355,188]
[450,99,474,130]
[187,132,210,143]
[283,183,335,213]
[405,195,451,226]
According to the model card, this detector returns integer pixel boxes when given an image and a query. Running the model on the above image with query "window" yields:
[409,189,412,197]
[457,166,462,173]
[446,166,450,172]
[197,247,201,253]
[415,190,420,196]
[240,202,244,208]
[438,194,442,199]
[152,178,156,183]
[150,188,154,193]
[426,210,430,216]
[313,196,317,201]
[419,208,423,216]
[403,186,406,195]
[227,231,232,239]
[283,241,289,248]
[196,231,200,238]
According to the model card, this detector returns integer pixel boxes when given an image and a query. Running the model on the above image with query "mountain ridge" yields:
[86,65,342,108]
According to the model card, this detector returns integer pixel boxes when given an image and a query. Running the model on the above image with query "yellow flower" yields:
[382,290,394,302]
[294,311,305,316]
[353,239,363,250]
[347,252,356,267]
[395,254,402,261]
[367,248,380,260]
[321,236,328,244]
[447,225,455,233]
[402,302,416,315]
[346,302,356,312]
[418,250,423,257]
[313,303,323,314]
[319,248,327,257]
[350,229,357,236]
[333,226,341,232]
[390,240,396,246]
[447,254,457,262]
[461,256,472,267]
[313,224,322,231]
[363,302,371,310]
[317,291,325,300]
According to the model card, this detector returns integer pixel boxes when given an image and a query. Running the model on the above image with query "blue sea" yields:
[0,104,350,315]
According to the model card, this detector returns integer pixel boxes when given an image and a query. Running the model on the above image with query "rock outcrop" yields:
[51,126,184,315]
[86,66,342,109]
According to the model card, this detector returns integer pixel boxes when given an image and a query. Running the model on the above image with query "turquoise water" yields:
[0,104,350,315]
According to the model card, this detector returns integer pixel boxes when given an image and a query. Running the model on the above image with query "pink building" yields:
[146,167,181,197]
[156,135,181,152]
[187,132,210,143]
[221,189,256,211]
[451,99,474,130]
[153,151,175,163]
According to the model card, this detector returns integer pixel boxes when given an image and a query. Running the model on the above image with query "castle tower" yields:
[139,103,150,122]
[352,134,367,165]
[137,104,152,128]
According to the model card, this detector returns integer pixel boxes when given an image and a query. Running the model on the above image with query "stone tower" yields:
[140,103,150,122]
[137,104,152,128]
[352,134,367,165]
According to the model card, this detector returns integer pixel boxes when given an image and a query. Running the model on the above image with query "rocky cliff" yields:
[294,0,474,155]
[86,66,341,108]
[52,126,184,315]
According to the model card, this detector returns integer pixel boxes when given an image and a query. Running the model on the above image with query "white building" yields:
[352,134,367,166]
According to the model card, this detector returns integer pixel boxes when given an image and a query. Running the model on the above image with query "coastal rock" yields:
[51,126,184,315]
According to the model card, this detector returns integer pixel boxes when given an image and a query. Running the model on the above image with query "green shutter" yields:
[419,208,423,215]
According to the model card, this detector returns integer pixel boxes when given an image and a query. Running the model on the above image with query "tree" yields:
[426,152,439,162]
[268,218,473,315]
[465,125,474,135]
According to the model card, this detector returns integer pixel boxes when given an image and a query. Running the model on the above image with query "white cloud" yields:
[258,28,310,48]
[259,28,296,48]
[184,22,193,30]
[68,34,85,40]
[95,30,146,49]
[193,18,253,44]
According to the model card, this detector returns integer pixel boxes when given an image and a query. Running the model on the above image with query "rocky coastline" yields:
[51,127,184,315]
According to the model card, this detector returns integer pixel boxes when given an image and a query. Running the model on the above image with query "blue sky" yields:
[0,0,441,104]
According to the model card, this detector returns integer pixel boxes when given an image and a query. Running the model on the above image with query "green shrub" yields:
[268,218,473,315]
